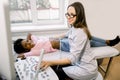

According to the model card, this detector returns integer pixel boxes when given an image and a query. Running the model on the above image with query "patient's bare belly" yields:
[50,39,60,49]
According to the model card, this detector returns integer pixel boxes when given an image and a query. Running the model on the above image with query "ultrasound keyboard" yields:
[14,56,59,80]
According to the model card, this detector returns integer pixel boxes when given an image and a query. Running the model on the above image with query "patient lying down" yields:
[14,33,120,59]
[13,33,62,58]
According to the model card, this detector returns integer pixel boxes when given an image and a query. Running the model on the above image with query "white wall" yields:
[0,0,119,79]
[69,0,120,39]
[0,0,16,80]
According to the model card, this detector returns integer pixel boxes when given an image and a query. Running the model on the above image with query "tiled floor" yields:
[98,56,120,80]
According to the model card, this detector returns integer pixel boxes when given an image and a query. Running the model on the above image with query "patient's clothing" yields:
[60,37,70,52]
[24,35,57,57]
[60,36,108,52]
[90,36,107,47]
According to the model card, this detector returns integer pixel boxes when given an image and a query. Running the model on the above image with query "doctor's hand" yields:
[40,61,52,70]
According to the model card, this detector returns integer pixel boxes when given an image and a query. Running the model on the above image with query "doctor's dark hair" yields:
[68,2,92,39]
[14,38,28,54]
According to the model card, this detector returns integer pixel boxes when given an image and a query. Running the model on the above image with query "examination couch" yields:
[14,45,120,80]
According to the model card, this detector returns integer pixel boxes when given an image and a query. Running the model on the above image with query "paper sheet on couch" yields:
[43,50,70,61]
[44,46,119,60]
[91,46,119,59]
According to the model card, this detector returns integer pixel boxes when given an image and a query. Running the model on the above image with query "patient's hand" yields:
[27,33,32,40]
[17,53,26,59]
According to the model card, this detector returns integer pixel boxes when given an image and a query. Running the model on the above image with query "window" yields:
[10,0,67,25]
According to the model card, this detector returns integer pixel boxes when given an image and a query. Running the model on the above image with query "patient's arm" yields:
[27,33,32,40]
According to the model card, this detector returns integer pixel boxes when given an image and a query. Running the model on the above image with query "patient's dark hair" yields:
[14,39,27,54]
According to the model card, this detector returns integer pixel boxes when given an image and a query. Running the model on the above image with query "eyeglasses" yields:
[65,13,76,18]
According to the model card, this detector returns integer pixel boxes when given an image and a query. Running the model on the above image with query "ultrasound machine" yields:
[14,49,59,80]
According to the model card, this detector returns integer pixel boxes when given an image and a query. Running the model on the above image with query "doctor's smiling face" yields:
[65,6,76,25]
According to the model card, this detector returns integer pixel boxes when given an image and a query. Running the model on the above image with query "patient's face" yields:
[21,39,35,50]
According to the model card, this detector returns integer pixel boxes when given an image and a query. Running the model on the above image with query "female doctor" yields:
[40,2,98,80]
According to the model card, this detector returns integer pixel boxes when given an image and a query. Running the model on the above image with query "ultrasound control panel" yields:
[14,56,59,80]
